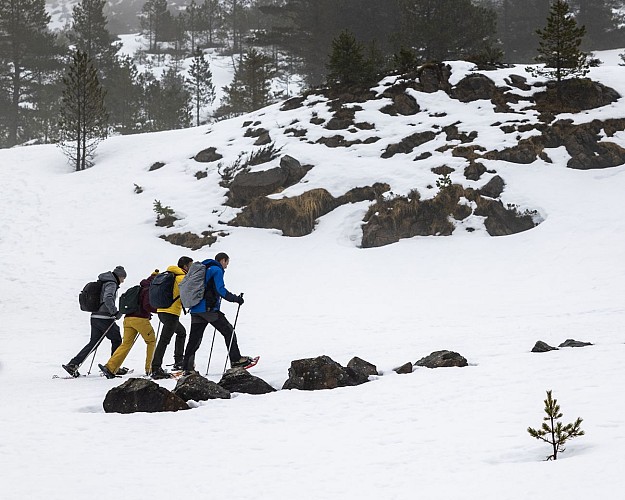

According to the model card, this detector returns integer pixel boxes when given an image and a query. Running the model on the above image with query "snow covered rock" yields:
[173,373,231,402]
[346,356,378,385]
[558,339,594,348]
[531,341,558,353]
[218,368,276,395]
[103,378,189,414]
[414,350,468,369]
[282,355,360,391]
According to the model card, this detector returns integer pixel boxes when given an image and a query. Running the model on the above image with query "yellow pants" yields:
[106,316,156,375]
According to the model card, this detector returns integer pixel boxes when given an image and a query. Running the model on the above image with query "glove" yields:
[236,294,244,305]
[115,311,123,320]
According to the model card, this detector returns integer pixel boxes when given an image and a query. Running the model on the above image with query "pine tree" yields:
[140,0,169,52]
[575,0,625,50]
[527,0,590,100]
[105,56,143,134]
[68,0,119,73]
[142,67,190,131]
[58,50,108,171]
[527,390,584,461]
[0,0,58,146]
[326,31,376,89]
[186,48,215,126]
[218,48,276,117]
[197,0,224,47]
[396,0,497,63]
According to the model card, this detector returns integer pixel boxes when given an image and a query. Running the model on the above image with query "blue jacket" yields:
[190,259,238,314]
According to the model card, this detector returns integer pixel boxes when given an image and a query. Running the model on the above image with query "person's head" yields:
[215,252,230,269]
[113,265,127,284]
[178,256,193,272]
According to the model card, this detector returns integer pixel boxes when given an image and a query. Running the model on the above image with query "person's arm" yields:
[102,282,119,316]
[213,268,239,303]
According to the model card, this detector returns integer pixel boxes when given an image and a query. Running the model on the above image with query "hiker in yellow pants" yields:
[99,272,158,378]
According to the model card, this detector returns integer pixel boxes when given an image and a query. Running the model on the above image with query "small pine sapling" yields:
[527,390,584,460]
[153,200,175,219]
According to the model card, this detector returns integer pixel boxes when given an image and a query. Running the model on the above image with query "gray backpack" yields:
[179,262,213,309]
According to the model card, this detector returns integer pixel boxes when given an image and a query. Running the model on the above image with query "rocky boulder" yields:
[478,175,505,198]
[417,63,452,93]
[345,357,378,385]
[452,74,499,103]
[103,378,189,414]
[227,155,312,207]
[474,198,536,236]
[415,350,468,368]
[218,368,276,395]
[381,131,437,158]
[558,339,593,348]
[194,147,223,163]
[394,362,413,374]
[531,341,558,353]
[172,373,231,401]
[282,355,359,390]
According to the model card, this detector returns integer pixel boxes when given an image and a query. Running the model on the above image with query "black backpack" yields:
[149,271,178,309]
[79,280,104,312]
[118,285,142,315]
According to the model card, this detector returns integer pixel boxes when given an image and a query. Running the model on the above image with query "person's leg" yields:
[106,317,137,373]
[151,312,176,370]
[136,319,156,374]
[172,319,187,368]
[211,312,242,364]
[68,318,112,367]
[106,320,122,355]
[182,315,208,371]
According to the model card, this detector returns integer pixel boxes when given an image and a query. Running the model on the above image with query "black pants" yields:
[69,317,121,367]
[151,312,186,369]
[182,311,241,371]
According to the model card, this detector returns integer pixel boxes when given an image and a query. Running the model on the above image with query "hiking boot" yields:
[231,356,253,369]
[172,362,184,371]
[62,364,80,378]
[183,369,199,376]
[151,367,173,379]
[116,367,130,375]
[98,364,117,379]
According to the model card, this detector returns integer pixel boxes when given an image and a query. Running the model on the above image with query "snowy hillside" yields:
[1,52,625,499]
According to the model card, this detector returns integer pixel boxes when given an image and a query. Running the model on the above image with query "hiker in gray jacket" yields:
[63,266,127,377]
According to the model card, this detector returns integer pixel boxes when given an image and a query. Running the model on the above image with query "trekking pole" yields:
[204,327,217,376]
[84,320,117,375]
[223,295,243,375]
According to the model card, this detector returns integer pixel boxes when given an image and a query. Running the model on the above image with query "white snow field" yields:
[1,54,625,499]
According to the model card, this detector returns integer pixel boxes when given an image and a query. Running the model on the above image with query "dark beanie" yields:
[113,266,127,279]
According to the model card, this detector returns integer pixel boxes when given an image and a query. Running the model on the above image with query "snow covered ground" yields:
[1,53,625,499]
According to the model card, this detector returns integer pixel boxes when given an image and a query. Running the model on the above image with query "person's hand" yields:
[115,311,123,320]
[236,294,245,305]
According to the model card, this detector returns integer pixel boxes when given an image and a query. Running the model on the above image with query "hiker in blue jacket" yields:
[181,252,252,374]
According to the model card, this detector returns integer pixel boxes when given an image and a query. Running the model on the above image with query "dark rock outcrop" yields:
[346,357,378,385]
[534,78,620,113]
[103,378,189,414]
[532,341,558,353]
[382,131,437,158]
[227,155,312,207]
[464,161,487,181]
[218,368,276,395]
[558,339,593,348]
[415,350,468,368]
[231,183,389,237]
[282,355,359,390]
[418,63,452,93]
[381,92,420,116]
[474,198,536,236]
[160,231,217,250]
[173,373,231,401]
[393,362,413,374]
[478,175,505,198]
[194,147,223,163]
